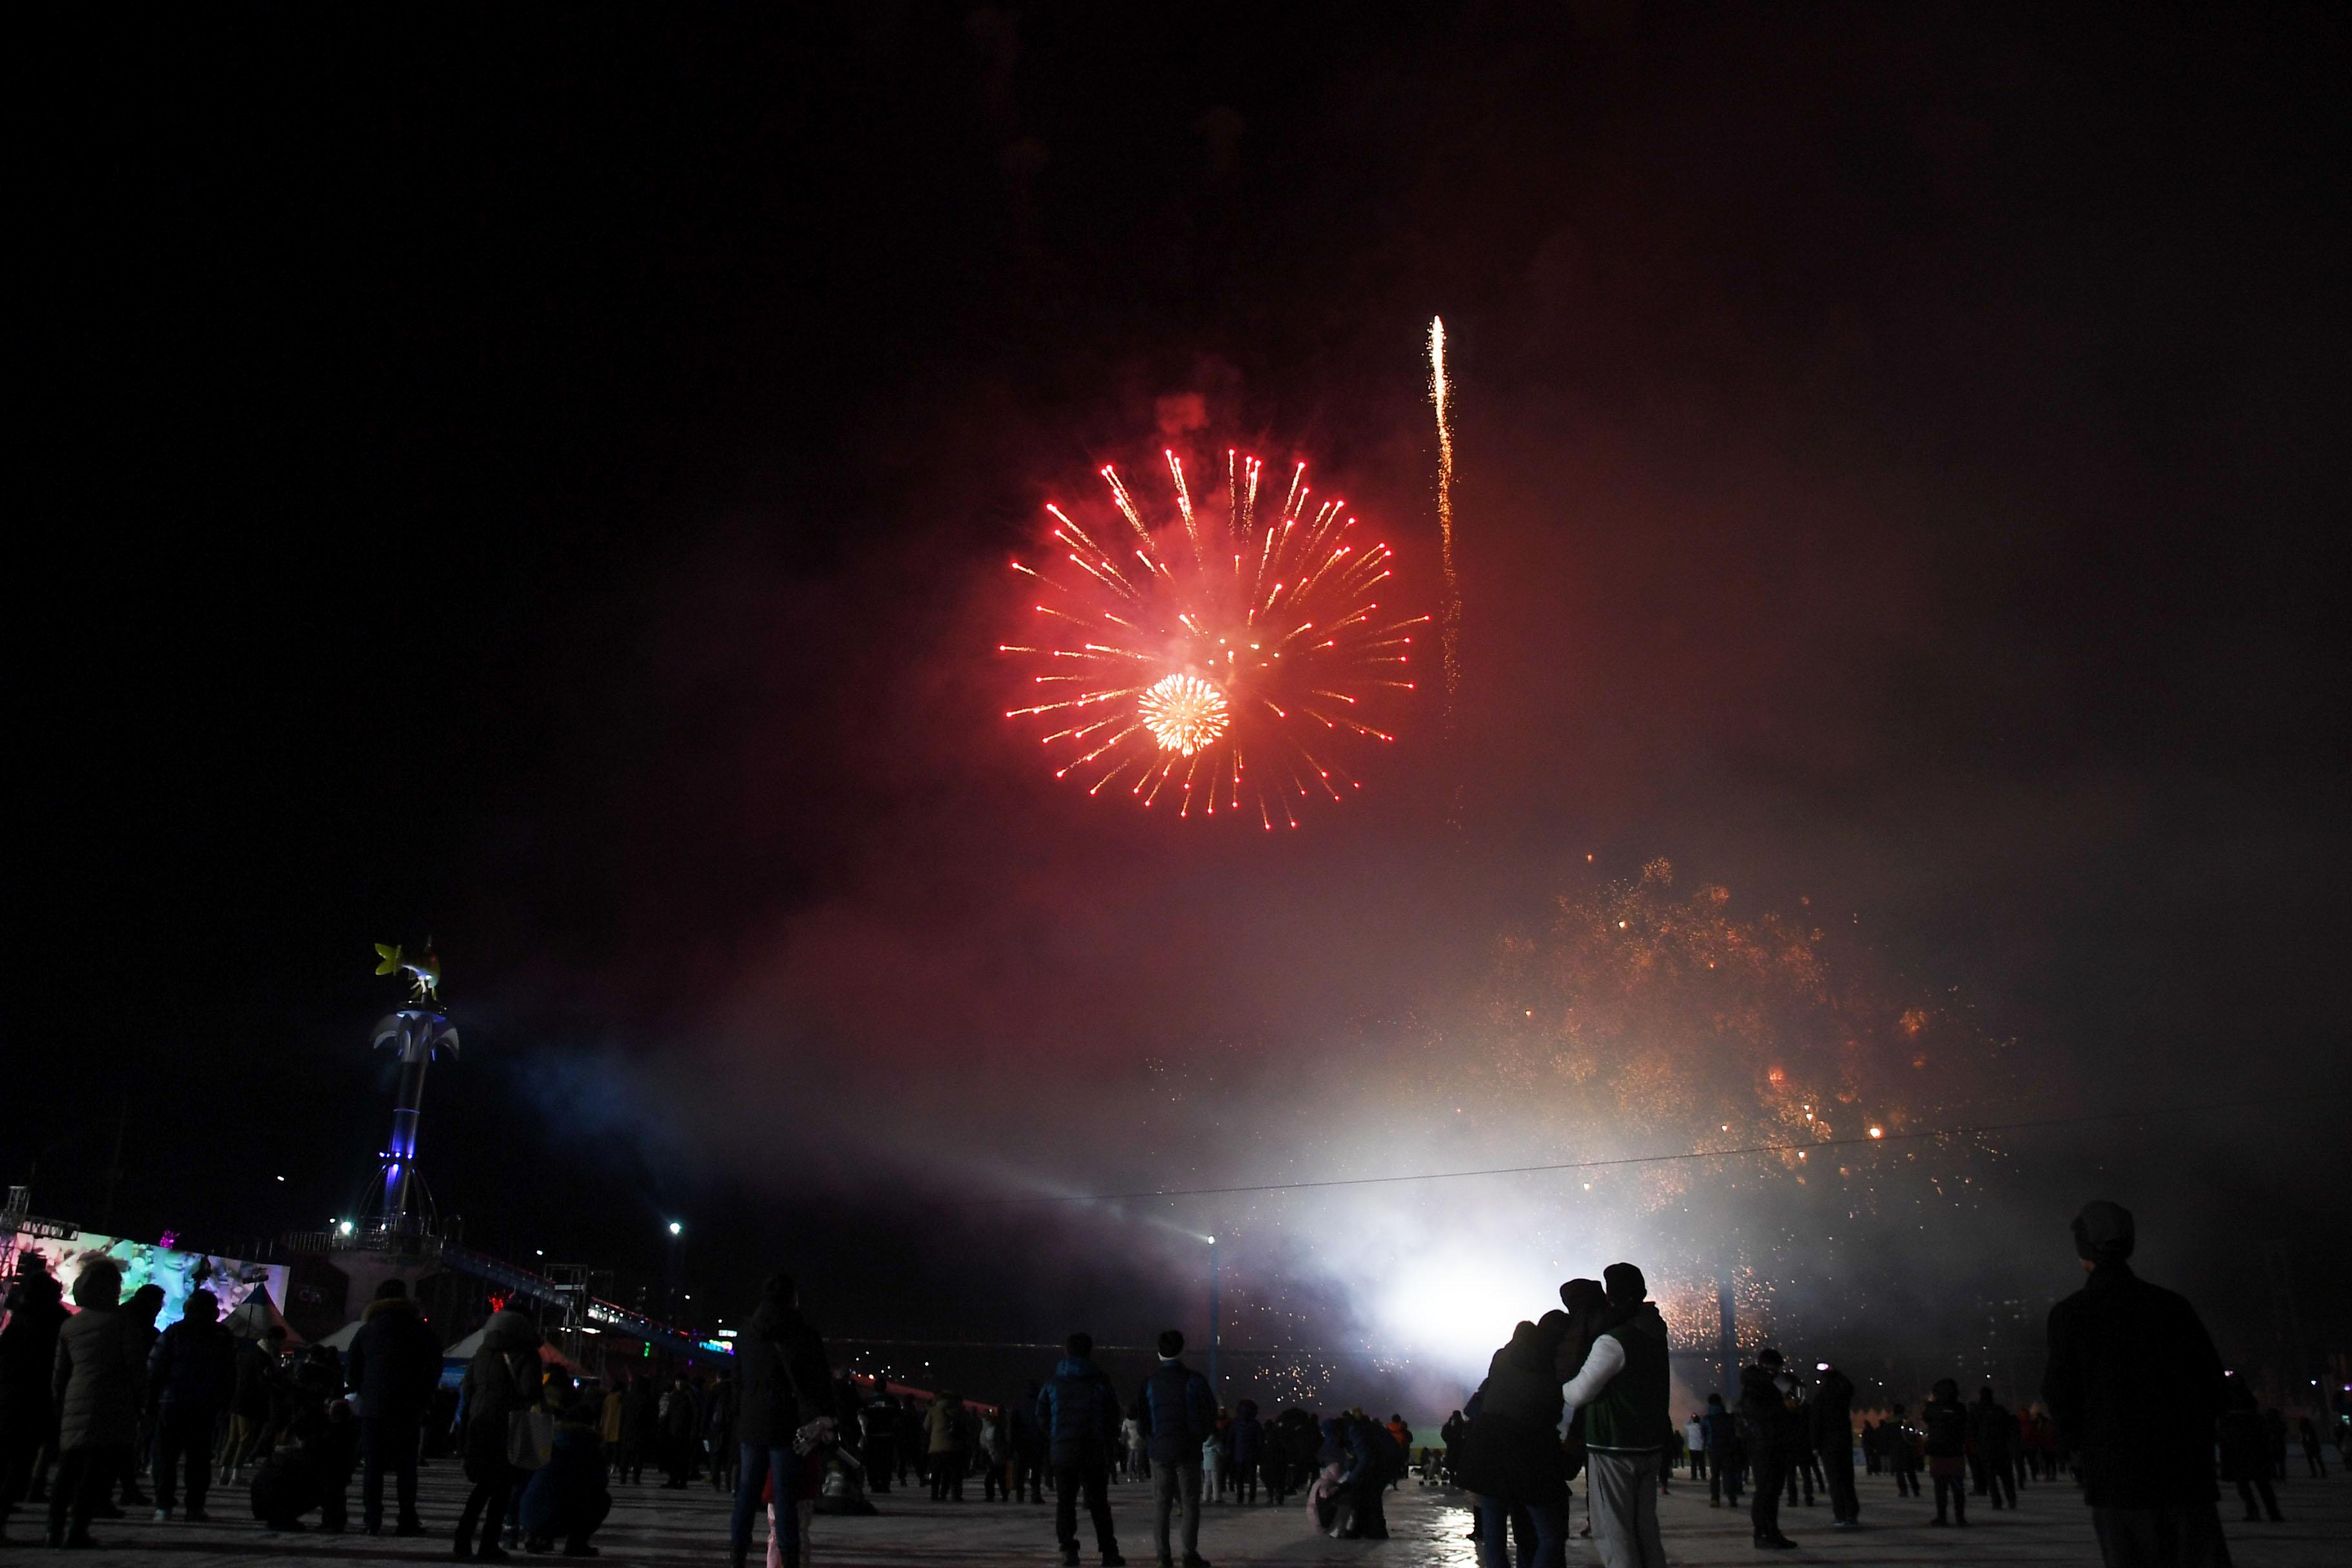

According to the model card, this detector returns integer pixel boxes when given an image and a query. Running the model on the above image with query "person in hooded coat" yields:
[146,1286,235,1520]
[2042,1200,2230,1568]
[346,1277,442,1535]
[1560,1263,1672,1568]
[46,1259,146,1549]
[730,1271,834,1568]
[1810,1362,1859,1526]
[1455,1313,1571,1568]
[455,1307,543,1560]
[1037,1331,1123,1567]
[0,1262,69,1545]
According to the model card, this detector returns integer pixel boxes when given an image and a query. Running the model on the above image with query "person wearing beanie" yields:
[1560,1262,1671,1568]
[2041,1200,2230,1566]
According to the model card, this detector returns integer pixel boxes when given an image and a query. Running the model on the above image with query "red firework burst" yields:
[1001,448,1421,826]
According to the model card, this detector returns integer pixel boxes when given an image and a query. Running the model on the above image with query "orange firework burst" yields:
[1002,447,1421,825]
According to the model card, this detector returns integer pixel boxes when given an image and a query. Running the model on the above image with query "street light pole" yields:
[1207,1235,1220,1396]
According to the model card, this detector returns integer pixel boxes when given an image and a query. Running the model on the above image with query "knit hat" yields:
[374,1278,409,1300]
[2071,1200,2135,1264]
[1558,1277,1606,1313]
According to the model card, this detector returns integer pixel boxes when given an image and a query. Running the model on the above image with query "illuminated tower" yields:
[364,942,460,1237]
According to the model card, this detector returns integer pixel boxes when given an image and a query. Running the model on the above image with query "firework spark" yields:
[1003,446,1420,823]
[1138,672,1229,756]
[1428,317,1461,714]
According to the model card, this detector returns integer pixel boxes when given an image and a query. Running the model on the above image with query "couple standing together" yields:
[1455,1262,1671,1568]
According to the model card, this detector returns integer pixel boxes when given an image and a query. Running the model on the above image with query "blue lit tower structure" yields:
[364,942,460,1239]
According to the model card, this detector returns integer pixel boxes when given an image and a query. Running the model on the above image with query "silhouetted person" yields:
[346,1277,439,1535]
[1455,1313,1571,1567]
[1701,1392,1741,1507]
[1811,1362,1858,1527]
[1037,1331,1122,1567]
[729,1272,834,1568]
[1886,1405,1921,1497]
[1922,1378,1969,1526]
[455,1306,542,1561]
[2297,1416,2328,1478]
[1229,1400,1262,1504]
[2217,1381,2282,1523]
[1968,1386,2017,1509]
[1560,1262,1671,1568]
[1736,1349,1795,1549]
[1140,1328,1214,1567]
[46,1259,144,1549]
[2043,1199,2230,1568]
[146,1286,234,1522]
[0,1261,68,1547]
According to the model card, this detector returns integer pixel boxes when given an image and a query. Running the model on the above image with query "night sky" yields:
[18,6,2348,1393]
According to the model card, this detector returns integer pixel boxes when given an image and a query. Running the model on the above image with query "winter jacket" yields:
[1702,1402,1741,1459]
[2216,1402,2268,1483]
[148,1315,236,1409]
[1337,1413,1402,1487]
[347,1295,442,1422]
[2042,1261,2224,1508]
[52,1303,147,1449]
[1735,1365,1791,1457]
[230,1338,277,1419]
[1565,1302,1671,1453]
[1038,1355,1121,1465]
[1967,1393,2014,1459]
[459,1310,542,1473]
[1455,1321,1569,1505]
[1810,1368,1855,1455]
[1231,1407,1263,1466]
[925,1395,965,1455]
[0,1282,68,1427]
[621,1380,659,1442]
[1139,1358,1215,1465]
[520,1422,611,1541]
[1921,1397,1968,1459]
[733,1300,833,1448]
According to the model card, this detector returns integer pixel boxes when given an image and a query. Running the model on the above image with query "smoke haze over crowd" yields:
[19,5,2347,1411]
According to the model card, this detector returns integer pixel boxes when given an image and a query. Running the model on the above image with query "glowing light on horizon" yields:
[1002,446,1418,823]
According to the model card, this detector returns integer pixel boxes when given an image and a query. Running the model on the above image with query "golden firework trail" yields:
[1428,317,1462,716]
[1003,446,1420,825]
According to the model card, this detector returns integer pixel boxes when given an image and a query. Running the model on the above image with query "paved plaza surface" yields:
[28,1464,2349,1566]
